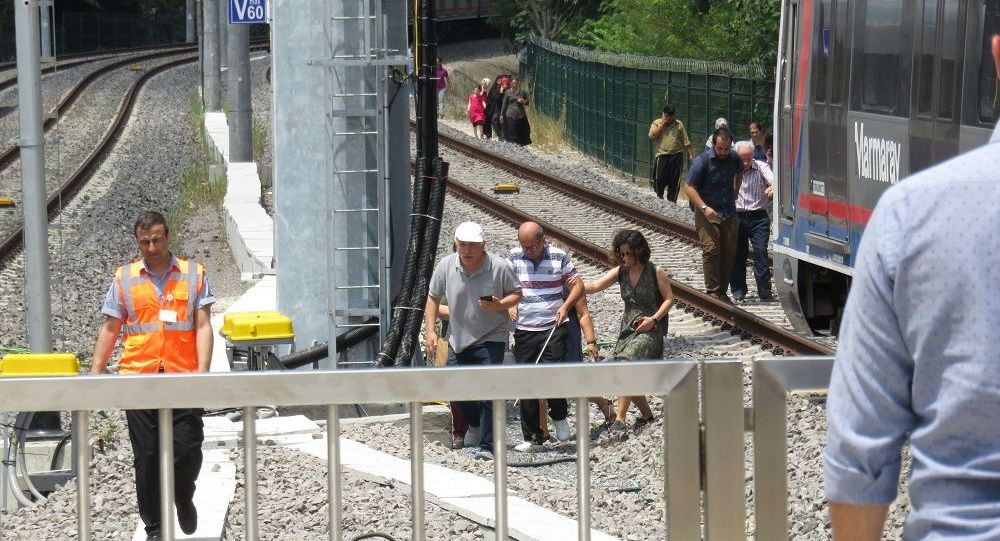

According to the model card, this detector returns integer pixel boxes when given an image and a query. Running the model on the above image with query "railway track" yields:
[0,44,267,265]
[418,127,834,356]
[0,43,206,93]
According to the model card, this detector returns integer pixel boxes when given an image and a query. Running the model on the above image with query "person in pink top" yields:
[467,83,487,138]
[435,57,450,118]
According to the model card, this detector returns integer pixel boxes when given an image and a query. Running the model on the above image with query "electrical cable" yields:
[352,533,399,541]
[507,456,585,468]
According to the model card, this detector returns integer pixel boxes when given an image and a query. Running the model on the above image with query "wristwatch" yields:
[700,204,708,211]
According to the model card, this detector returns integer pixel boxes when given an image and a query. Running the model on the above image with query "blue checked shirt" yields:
[823,126,1000,539]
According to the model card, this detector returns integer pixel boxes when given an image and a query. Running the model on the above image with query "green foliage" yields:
[564,0,780,65]
[489,0,602,47]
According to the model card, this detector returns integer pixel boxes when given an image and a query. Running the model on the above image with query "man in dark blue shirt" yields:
[685,128,743,302]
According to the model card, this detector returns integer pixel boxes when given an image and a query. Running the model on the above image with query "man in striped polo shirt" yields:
[508,222,584,451]
[730,140,774,302]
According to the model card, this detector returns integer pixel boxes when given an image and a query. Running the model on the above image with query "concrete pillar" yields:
[202,0,221,110]
[227,22,251,161]
[274,0,329,352]
[38,1,52,58]
[15,0,52,353]
[186,0,196,42]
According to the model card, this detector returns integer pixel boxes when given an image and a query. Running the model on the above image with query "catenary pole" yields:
[202,0,221,110]
[186,0,196,42]
[15,0,53,353]
[218,0,228,69]
[227,19,251,161]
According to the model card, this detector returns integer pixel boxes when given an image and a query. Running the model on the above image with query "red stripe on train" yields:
[798,194,873,226]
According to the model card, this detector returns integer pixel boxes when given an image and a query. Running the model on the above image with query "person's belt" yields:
[736,208,769,216]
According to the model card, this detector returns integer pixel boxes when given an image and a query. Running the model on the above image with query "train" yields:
[772,0,999,335]
[432,0,493,40]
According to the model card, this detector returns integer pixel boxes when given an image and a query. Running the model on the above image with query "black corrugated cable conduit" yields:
[395,157,448,365]
[378,0,439,367]
[275,319,380,370]
[376,159,431,367]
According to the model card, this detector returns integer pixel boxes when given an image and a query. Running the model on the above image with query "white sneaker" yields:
[514,440,546,453]
[553,418,572,442]
[463,426,481,448]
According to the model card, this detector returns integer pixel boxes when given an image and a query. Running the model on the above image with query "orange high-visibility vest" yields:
[114,258,205,374]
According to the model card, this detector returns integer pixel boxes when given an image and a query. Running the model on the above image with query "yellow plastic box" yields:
[0,353,80,377]
[227,312,294,342]
[220,310,282,338]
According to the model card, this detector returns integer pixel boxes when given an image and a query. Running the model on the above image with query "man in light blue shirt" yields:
[823,35,1000,540]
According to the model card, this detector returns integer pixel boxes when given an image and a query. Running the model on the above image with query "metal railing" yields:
[0,361,701,541]
[753,356,834,540]
[0,357,837,540]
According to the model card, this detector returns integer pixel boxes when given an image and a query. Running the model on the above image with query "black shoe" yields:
[732,291,746,302]
[177,499,198,535]
[758,291,774,301]
[145,534,161,541]
[631,416,655,434]
[718,294,734,305]
[608,420,629,442]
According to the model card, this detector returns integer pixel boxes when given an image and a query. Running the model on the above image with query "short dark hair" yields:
[763,131,773,151]
[609,229,651,265]
[662,104,676,115]
[711,128,733,147]
[134,211,168,237]
[749,121,763,132]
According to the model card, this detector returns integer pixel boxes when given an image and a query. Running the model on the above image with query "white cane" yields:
[513,323,560,406]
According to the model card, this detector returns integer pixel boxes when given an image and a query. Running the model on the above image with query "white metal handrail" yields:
[752,356,834,540]
[0,360,700,541]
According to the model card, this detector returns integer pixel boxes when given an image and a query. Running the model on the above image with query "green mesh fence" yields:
[520,37,775,180]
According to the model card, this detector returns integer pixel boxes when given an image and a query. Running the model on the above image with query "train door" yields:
[806,0,851,257]
[911,0,967,172]
[777,0,804,226]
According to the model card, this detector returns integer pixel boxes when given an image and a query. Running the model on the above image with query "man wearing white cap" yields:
[706,117,731,148]
[425,221,523,460]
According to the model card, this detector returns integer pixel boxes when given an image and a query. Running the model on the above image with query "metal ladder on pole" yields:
[322,0,405,367]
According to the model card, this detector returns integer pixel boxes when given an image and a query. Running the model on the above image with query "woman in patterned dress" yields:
[584,229,674,440]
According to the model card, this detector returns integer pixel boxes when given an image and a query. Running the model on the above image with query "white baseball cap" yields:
[454,222,485,243]
[715,117,729,129]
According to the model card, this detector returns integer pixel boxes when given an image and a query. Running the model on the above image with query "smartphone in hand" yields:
[479,295,494,302]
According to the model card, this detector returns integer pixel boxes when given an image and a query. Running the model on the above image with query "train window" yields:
[979,0,1000,123]
[917,0,938,116]
[938,0,961,119]
[857,0,907,115]
[830,0,849,105]
[814,0,832,103]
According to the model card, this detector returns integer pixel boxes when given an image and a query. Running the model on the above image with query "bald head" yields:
[518,222,543,242]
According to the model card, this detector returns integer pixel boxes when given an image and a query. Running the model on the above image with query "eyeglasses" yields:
[520,238,545,252]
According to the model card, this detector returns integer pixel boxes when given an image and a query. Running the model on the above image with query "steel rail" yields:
[0,41,201,74]
[412,121,700,244]
[0,48,202,171]
[0,43,203,94]
[444,176,833,356]
[0,55,197,262]
[0,43,270,264]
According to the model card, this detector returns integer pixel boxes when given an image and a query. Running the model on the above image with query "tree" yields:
[564,0,780,65]
[489,0,602,46]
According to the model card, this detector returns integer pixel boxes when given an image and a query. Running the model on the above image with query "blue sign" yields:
[230,0,268,24]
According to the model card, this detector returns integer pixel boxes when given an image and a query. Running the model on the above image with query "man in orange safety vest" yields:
[91,210,214,541]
